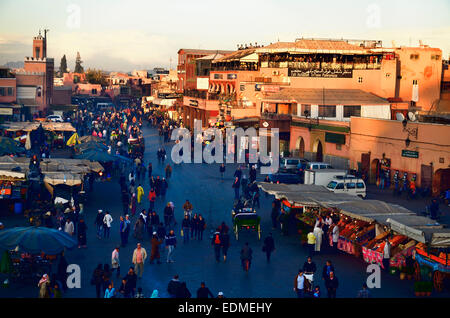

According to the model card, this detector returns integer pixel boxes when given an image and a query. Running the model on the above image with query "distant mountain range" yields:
[1,61,24,69]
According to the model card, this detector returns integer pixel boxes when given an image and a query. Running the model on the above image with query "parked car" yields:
[326,175,367,198]
[305,162,334,170]
[46,115,64,122]
[268,172,302,184]
[280,157,309,172]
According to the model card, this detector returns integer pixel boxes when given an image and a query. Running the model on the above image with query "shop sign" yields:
[189,100,198,107]
[288,68,353,78]
[401,150,419,158]
[227,74,237,80]
[0,108,13,115]
[261,85,280,93]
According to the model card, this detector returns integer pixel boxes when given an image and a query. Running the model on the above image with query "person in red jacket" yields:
[148,188,156,211]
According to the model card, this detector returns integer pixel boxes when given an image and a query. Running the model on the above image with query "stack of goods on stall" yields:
[296,207,317,227]
[390,239,417,273]
[337,217,374,256]
[362,232,408,269]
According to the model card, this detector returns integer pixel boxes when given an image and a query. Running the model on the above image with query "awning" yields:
[44,173,83,186]
[0,170,26,180]
[152,98,176,107]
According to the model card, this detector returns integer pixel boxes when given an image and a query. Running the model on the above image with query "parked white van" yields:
[326,175,367,198]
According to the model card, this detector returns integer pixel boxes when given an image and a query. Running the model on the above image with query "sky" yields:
[1,0,449,72]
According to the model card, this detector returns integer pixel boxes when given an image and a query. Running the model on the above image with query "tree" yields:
[74,52,84,73]
[59,54,68,76]
[86,69,107,86]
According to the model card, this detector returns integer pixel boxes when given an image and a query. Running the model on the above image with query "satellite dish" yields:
[408,111,417,122]
[396,113,405,121]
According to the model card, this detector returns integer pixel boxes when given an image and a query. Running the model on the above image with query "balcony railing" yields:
[262,61,381,70]
[261,113,292,120]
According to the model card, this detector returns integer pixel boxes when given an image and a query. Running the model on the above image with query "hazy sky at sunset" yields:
[1,0,449,72]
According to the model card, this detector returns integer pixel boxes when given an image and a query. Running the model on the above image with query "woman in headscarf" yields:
[38,274,50,298]
[150,289,159,298]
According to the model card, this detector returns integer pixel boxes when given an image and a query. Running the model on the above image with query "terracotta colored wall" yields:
[0,78,16,103]
[395,47,442,111]
[349,117,450,183]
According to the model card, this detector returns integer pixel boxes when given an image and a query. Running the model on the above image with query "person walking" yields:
[249,165,257,183]
[103,211,113,239]
[191,213,199,240]
[322,260,335,282]
[181,214,191,243]
[95,210,104,239]
[313,225,324,253]
[232,177,240,200]
[263,233,275,262]
[382,238,391,271]
[293,270,309,298]
[136,184,144,204]
[38,274,51,298]
[196,282,214,298]
[124,214,131,244]
[221,230,230,262]
[357,283,371,298]
[197,215,206,240]
[303,256,317,292]
[307,230,316,256]
[331,223,339,253]
[111,247,120,278]
[77,218,87,248]
[134,216,145,241]
[167,275,181,298]
[119,216,126,247]
[150,232,163,264]
[212,230,222,262]
[324,271,339,298]
[165,230,177,263]
[219,163,225,181]
[132,243,147,279]
[91,264,104,298]
[240,242,253,272]
[149,211,160,236]
[165,164,172,179]
[124,267,137,297]
[64,218,75,236]
[164,203,173,228]
[148,188,156,212]
[160,177,168,200]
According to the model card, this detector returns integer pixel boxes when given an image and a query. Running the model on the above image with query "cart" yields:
[413,244,450,292]
[231,208,261,240]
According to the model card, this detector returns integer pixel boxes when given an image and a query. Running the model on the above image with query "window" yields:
[410,54,419,60]
[413,80,418,85]
[0,88,4,96]
[431,55,440,60]
[357,77,363,83]
[385,73,391,78]
[301,104,311,116]
[335,183,344,190]
[346,182,356,189]
[319,105,336,118]
[92,89,97,95]
[356,182,365,189]
[7,87,13,96]
[240,84,245,91]
[327,181,337,189]
[343,105,361,118]
[319,164,328,169]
